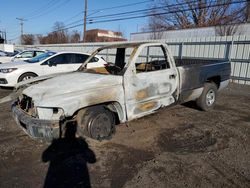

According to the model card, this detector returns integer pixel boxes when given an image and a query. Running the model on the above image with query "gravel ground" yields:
[0,83,249,188]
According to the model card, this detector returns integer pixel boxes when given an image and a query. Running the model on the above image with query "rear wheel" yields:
[18,72,37,82]
[76,106,115,140]
[196,82,217,111]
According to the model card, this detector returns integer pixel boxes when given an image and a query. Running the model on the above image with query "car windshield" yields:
[25,52,56,63]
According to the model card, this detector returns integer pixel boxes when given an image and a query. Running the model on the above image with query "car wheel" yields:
[196,82,218,111]
[18,72,37,82]
[76,106,115,140]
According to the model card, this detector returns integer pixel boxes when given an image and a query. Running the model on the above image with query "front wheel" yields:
[18,72,37,82]
[196,82,218,111]
[76,106,115,140]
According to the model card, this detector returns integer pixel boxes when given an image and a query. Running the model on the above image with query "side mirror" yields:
[48,60,56,67]
[16,54,21,58]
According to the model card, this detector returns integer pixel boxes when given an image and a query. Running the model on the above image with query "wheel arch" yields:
[206,76,221,88]
[73,101,126,124]
[18,72,38,82]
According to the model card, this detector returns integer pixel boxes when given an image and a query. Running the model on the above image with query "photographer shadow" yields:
[42,122,96,188]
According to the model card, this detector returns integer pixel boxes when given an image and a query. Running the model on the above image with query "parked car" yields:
[0,50,7,57]
[0,49,46,64]
[0,50,22,64]
[4,42,231,141]
[4,50,21,57]
[0,51,107,87]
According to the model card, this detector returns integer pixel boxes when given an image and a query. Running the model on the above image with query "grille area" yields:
[0,78,7,84]
[19,95,36,116]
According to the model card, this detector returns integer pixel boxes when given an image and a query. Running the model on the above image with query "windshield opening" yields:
[78,46,137,76]
[25,52,56,63]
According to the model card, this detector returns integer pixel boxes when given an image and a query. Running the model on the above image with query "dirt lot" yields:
[0,83,249,188]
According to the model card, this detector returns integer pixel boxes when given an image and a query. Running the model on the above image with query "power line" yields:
[64,11,83,24]
[23,0,58,18]
[87,0,154,13]
[87,0,246,22]
[62,0,153,25]
[26,0,72,20]
[87,0,196,20]
[45,0,247,34]
[62,0,208,28]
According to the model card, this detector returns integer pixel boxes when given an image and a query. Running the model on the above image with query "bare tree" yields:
[50,22,69,44]
[21,34,35,45]
[147,0,246,36]
[38,22,82,44]
[70,30,81,43]
[215,24,242,36]
[37,22,69,44]
[246,0,250,22]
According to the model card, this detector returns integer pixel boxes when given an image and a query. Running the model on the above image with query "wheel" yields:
[76,106,115,140]
[196,82,217,111]
[18,72,37,82]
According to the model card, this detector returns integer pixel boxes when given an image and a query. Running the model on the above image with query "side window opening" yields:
[47,54,72,64]
[36,51,45,56]
[136,46,170,73]
[73,54,89,64]
[19,51,33,58]
[73,54,98,64]
[90,57,98,63]
[80,46,134,76]
[104,48,126,74]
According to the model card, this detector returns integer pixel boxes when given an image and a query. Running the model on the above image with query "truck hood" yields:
[22,72,123,104]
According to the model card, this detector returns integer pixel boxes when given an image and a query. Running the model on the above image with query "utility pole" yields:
[83,0,88,42]
[16,17,27,44]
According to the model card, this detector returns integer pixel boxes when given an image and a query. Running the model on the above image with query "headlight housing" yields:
[36,107,64,120]
[0,68,17,73]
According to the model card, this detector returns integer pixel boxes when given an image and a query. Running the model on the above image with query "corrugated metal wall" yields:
[16,35,250,85]
[130,23,250,40]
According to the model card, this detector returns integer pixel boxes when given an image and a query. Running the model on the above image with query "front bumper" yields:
[12,103,61,141]
[0,73,17,87]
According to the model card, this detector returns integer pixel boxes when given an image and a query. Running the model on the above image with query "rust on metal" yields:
[135,89,149,100]
[134,101,158,114]
[138,101,157,111]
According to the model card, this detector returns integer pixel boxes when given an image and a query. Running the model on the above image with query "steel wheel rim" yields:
[206,89,215,106]
[88,113,112,139]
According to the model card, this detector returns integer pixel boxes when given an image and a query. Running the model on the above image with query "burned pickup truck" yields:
[5,42,230,140]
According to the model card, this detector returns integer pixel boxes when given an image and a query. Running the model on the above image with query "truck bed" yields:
[175,58,231,103]
[175,58,225,67]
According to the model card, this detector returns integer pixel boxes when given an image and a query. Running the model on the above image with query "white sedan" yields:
[0,49,46,64]
[0,51,107,87]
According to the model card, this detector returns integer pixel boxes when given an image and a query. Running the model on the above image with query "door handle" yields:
[169,74,176,79]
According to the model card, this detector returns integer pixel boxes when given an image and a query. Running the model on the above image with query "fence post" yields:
[179,43,183,59]
[225,40,233,61]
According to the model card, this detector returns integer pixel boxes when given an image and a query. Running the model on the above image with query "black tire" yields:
[18,72,37,82]
[76,106,115,140]
[196,82,218,111]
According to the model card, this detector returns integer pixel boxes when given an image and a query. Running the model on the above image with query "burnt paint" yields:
[134,101,158,114]
[135,84,158,101]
